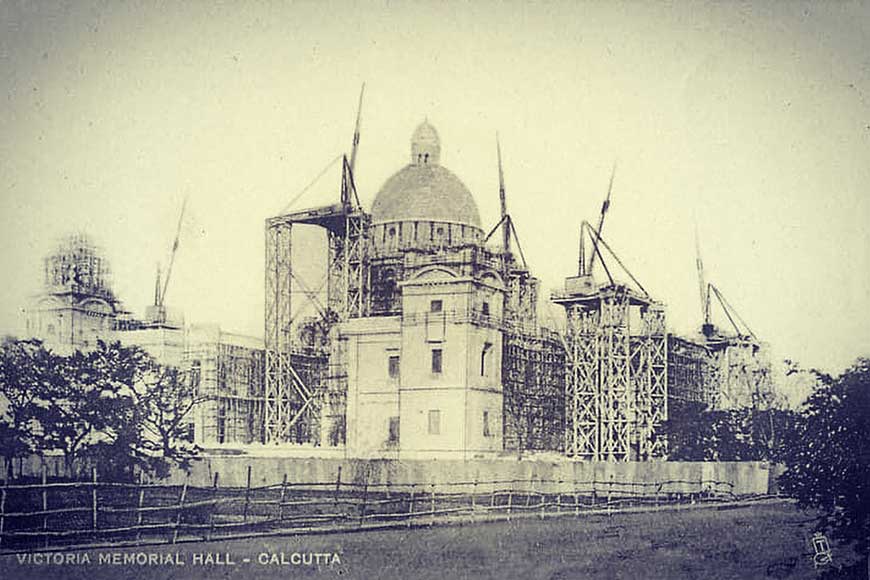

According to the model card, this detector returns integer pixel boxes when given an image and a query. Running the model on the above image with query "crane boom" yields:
[159,197,187,308]
[587,161,616,275]
[695,225,710,325]
[349,83,365,177]
[497,133,510,254]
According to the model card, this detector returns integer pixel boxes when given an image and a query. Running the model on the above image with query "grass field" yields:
[0,501,859,580]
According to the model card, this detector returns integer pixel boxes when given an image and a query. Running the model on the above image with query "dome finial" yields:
[411,120,440,165]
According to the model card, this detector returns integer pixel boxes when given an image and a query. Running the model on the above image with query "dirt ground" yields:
[0,501,857,580]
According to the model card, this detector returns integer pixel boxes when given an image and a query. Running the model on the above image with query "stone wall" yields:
[0,454,773,497]
[166,455,771,496]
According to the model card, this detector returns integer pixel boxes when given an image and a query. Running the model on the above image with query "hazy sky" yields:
[1,1,868,373]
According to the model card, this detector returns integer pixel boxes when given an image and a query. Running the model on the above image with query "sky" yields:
[1,0,868,375]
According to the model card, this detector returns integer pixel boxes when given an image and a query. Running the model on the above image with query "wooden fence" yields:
[0,465,763,553]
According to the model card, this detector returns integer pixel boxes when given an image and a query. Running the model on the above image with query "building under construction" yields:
[263,102,774,460]
[27,235,268,448]
[26,104,773,458]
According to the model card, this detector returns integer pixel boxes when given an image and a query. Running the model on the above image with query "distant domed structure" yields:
[370,122,482,253]
[29,233,120,355]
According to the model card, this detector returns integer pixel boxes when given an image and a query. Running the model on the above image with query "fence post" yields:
[507,481,513,521]
[526,475,533,508]
[172,476,188,544]
[429,481,435,527]
[333,466,342,511]
[407,483,415,528]
[278,473,287,521]
[591,477,596,508]
[607,475,614,516]
[135,472,145,545]
[41,464,49,548]
[91,467,98,531]
[574,482,580,517]
[539,478,546,520]
[0,478,6,549]
[207,472,220,540]
[359,478,368,528]
[490,482,495,512]
[243,465,252,522]
[471,478,477,522]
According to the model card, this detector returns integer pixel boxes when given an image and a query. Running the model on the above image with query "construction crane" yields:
[484,134,529,269]
[694,227,758,342]
[151,197,187,324]
[341,83,365,213]
[349,83,364,179]
[695,225,714,337]
[584,161,616,276]
[497,134,511,254]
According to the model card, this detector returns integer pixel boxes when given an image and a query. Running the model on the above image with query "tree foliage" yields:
[131,365,203,478]
[0,338,59,472]
[778,358,870,559]
[0,338,203,481]
[659,400,798,462]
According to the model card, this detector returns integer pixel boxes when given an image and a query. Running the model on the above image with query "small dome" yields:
[44,233,114,298]
[410,120,441,165]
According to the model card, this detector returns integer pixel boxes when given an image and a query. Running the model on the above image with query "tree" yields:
[0,338,59,476]
[658,400,798,462]
[131,364,205,479]
[65,341,205,480]
[658,402,744,461]
[1,338,204,481]
[779,358,870,571]
[36,342,148,478]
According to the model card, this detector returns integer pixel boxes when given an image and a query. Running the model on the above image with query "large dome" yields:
[371,164,481,227]
[370,121,481,228]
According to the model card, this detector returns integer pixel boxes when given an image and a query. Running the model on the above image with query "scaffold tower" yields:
[264,154,369,444]
[553,220,668,461]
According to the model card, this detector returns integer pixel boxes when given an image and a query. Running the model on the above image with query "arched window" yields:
[481,342,493,377]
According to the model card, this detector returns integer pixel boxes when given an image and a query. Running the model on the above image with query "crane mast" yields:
[150,197,187,325]
[695,225,714,336]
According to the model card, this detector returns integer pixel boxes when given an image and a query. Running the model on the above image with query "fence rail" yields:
[0,464,764,553]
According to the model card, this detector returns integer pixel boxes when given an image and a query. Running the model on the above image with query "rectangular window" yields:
[481,301,490,316]
[483,410,491,437]
[430,299,443,313]
[431,349,443,374]
[388,355,400,379]
[388,416,400,443]
[428,410,441,435]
